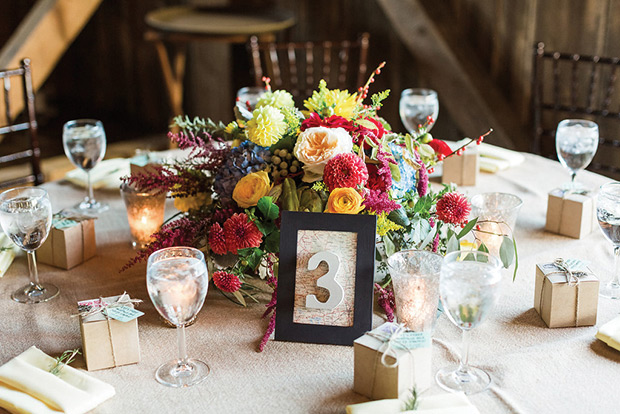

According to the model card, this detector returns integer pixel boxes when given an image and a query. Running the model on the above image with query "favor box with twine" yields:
[545,189,596,239]
[533,260,599,328]
[353,322,431,400]
[441,149,479,186]
[38,215,96,269]
[78,294,141,371]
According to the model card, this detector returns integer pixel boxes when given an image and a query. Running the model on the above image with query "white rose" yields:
[293,127,354,182]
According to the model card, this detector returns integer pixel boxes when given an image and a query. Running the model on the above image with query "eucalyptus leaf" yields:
[418,143,435,158]
[447,234,459,253]
[383,235,396,258]
[419,226,437,250]
[477,242,489,253]
[232,290,247,307]
[463,253,476,261]
[457,217,478,239]
[499,236,515,268]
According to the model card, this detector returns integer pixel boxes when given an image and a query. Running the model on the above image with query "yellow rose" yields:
[232,171,273,208]
[326,188,364,214]
[174,192,212,212]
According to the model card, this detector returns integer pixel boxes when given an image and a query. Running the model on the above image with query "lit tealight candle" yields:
[120,183,166,248]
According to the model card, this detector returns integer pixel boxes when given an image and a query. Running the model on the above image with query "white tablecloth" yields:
[1,153,619,413]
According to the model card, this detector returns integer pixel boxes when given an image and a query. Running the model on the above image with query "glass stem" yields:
[571,172,577,183]
[612,246,620,288]
[27,251,42,289]
[457,329,471,374]
[86,171,94,202]
[176,324,189,367]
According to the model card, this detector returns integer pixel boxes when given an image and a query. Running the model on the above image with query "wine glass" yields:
[62,119,109,214]
[555,119,599,190]
[596,182,620,299]
[399,88,439,136]
[0,187,59,303]
[147,247,210,387]
[236,86,267,111]
[435,250,502,395]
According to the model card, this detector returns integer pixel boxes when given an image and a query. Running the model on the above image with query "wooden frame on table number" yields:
[275,211,376,345]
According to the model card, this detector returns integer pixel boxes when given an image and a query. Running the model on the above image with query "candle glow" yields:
[121,184,166,248]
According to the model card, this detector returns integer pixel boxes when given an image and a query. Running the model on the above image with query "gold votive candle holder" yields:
[120,183,166,249]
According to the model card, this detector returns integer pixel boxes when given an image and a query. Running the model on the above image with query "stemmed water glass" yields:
[435,250,502,395]
[236,86,267,111]
[147,247,210,387]
[555,119,599,190]
[399,88,439,136]
[596,182,620,299]
[0,187,59,303]
[62,119,109,214]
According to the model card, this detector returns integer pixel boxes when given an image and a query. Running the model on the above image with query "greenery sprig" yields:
[402,387,419,411]
[49,349,81,376]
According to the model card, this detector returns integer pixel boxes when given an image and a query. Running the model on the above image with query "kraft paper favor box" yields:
[441,149,479,186]
[545,189,595,239]
[38,216,96,269]
[533,261,599,328]
[353,322,431,400]
[79,295,141,371]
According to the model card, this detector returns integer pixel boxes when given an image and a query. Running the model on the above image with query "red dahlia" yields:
[212,271,242,293]
[323,153,369,191]
[436,192,471,225]
[208,222,228,255]
[223,213,263,252]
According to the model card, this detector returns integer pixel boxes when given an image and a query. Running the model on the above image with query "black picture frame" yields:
[275,211,376,345]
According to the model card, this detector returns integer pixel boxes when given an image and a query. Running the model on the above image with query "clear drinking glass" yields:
[596,182,620,299]
[387,250,442,332]
[435,250,502,395]
[147,247,210,387]
[62,119,109,214]
[555,119,599,189]
[470,193,522,256]
[0,187,59,303]
[236,86,267,111]
[399,88,439,135]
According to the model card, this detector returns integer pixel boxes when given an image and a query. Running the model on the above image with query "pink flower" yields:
[323,153,369,191]
[213,271,242,293]
[436,192,471,225]
[208,222,228,255]
[223,213,263,252]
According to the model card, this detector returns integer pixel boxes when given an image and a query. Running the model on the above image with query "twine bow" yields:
[74,292,142,319]
[53,209,97,224]
[550,258,589,286]
[367,323,410,368]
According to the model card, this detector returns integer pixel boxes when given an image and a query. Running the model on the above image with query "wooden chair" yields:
[249,33,370,102]
[532,41,620,179]
[0,58,43,189]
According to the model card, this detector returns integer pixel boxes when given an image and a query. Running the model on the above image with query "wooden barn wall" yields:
[1,0,620,156]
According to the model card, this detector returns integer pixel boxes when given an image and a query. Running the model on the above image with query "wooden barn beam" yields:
[0,0,103,125]
[378,0,529,150]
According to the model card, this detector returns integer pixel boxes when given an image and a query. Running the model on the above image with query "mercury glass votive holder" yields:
[470,192,523,255]
[120,183,166,249]
[387,250,443,332]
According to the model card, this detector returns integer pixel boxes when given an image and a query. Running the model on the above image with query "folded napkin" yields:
[595,315,620,351]
[64,158,130,191]
[346,392,480,414]
[0,346,115,414]
[0,233,19,278]
[453,139,525,173]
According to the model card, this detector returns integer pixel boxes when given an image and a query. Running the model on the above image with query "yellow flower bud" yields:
[232,171,273,208]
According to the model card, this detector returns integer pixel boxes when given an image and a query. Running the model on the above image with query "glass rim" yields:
[386,249,443,272]
[147,246,205,266]
[237,86,267,94]
[63,119,104,128]
[470,192,523,210]
[120,182,165,198]
[443,250,502,269]
[0,186,48,202]
[557,119,598,128]
[400,88,437,97]
[599,181,620,200]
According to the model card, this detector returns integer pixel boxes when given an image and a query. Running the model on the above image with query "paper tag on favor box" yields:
[104,306,144,322]
[395,331,431,350]
[53,218,78,229]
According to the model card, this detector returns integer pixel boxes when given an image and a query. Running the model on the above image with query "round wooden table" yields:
[144,6,296,121]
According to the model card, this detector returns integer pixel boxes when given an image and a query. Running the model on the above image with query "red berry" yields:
[428,168,435,174]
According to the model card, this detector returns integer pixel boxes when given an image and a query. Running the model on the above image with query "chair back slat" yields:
[0,58,43,189]
[248,33,370,104]
[532,42,620,179]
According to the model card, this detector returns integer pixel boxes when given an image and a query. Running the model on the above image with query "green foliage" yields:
[172,115,230,140]
[402,387,419,411]
[50,349,81,376]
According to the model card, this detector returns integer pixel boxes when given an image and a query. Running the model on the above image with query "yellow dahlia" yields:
[304,80,358,120]
[256,90,295,109]
[246,106,287,147]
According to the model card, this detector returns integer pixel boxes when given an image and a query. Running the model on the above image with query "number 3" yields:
[305,251,344,310]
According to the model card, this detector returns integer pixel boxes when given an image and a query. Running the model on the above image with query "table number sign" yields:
[276,211,376,345]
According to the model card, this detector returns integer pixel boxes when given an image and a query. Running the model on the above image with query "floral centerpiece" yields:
[123,63,511,350]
